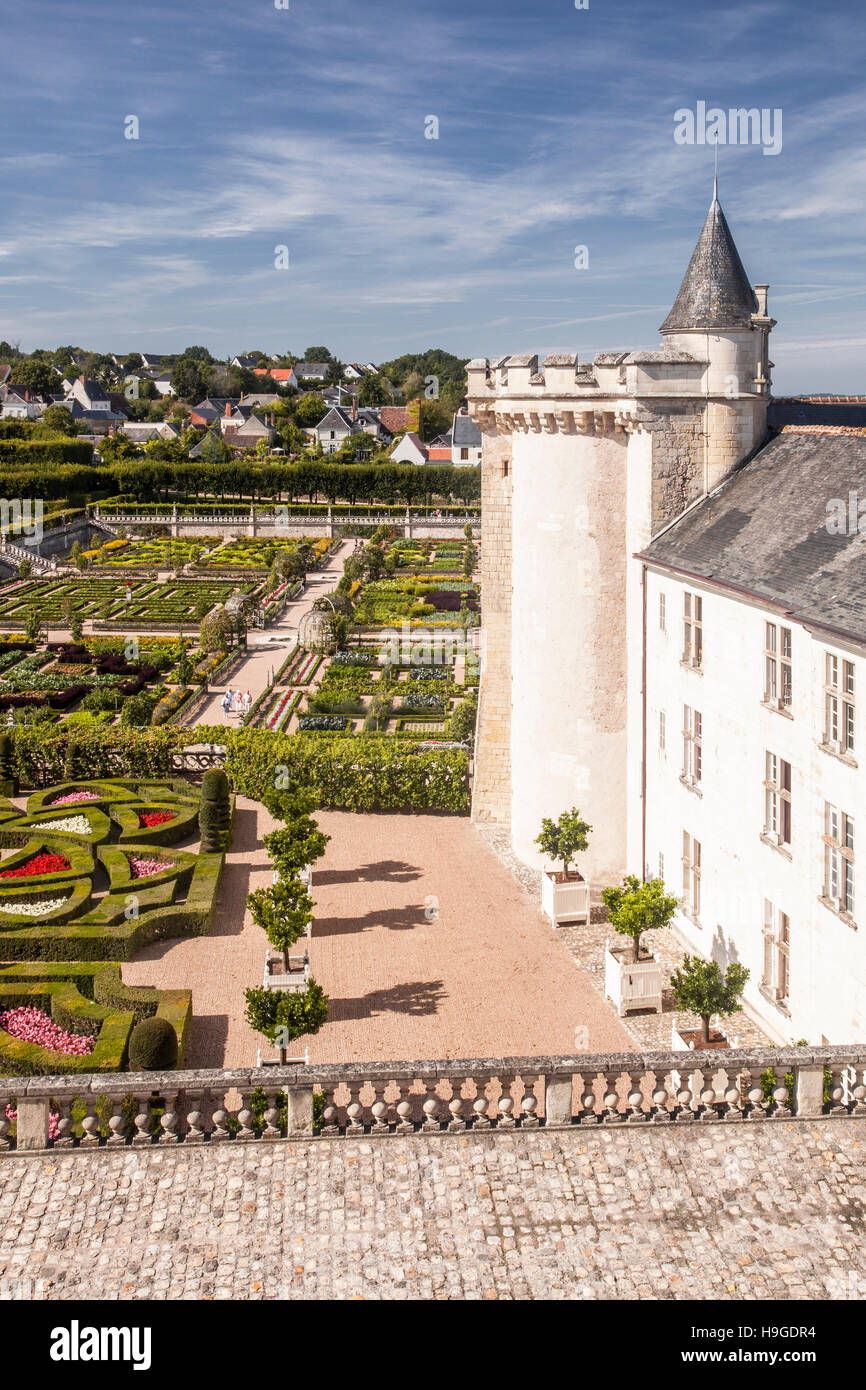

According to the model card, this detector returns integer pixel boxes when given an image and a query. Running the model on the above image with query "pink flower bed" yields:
[51,791,101,806]
[128,855,173,879]
[0,1005,95,1056]
[5,1102,60,1142]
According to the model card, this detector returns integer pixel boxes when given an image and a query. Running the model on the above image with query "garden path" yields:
[121,799,633,1066]
[179,539,353,729]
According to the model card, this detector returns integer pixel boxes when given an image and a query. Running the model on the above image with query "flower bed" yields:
[139,811,174,828]
[50,790,101,805]
[128,855,173,879]
[0,1004,95,1055]
[265,688,302,733]
[293,652,322,685]
[0,852,72,879]
[0,896,67,916]
[29,815,92,836]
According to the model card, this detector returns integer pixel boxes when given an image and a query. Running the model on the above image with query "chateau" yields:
[468,184,866,1046]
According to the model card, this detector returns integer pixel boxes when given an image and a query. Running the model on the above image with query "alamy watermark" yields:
[674,102,782,157]
[826,492,866,535]
[0,498,43,546]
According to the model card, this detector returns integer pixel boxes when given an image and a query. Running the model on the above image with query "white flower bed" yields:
[0,896,67,916]
[28,816,92,836]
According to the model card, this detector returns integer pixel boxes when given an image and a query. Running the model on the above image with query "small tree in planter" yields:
[248,877,314,955]
[670,955,750,1047]
[602,875,678,964]
[244,977,329,1066]
[535,807,591,882]
[536,807,592,925]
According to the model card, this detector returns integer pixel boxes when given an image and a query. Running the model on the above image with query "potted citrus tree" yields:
[670,955,750,1050]
[536,808,592,925]
[603,875,677,1016]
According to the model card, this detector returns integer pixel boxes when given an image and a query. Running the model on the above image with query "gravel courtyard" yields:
[122,800,633,1066]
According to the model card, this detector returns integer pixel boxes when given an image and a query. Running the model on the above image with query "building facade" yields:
[466,186,866,1042]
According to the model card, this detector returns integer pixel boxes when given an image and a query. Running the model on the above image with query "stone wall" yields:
[472,429,512,824]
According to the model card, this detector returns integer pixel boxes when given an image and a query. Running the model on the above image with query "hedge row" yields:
[5,726,470,812]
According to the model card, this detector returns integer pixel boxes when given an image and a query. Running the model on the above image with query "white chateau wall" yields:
[643,565,864,1045]
[509,428,629,884]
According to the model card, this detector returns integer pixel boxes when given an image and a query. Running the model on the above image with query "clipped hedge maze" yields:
[0,777,221,1073]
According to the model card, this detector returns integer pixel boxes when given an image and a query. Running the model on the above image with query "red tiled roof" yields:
[378,406,412,431]
[254,367,295,381]
[426,447,453,460]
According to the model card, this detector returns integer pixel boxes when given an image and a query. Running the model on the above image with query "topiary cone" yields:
[0,731,18,797]
[128,1016,178,1071]
[199,766,231,852]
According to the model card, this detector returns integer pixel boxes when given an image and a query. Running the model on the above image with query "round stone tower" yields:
[468,186,774,887]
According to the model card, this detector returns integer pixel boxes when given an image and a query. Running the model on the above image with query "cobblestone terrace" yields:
[2,1121,864,1300]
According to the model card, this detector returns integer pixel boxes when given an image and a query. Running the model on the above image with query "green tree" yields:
[243,978,329,1065]
[17,558,32,579]
[295,394,328,428]
[171,357,207,402]
[303,346,333,362]
[601,874,679,964]
[448,689,478,743]
[358,373,389,407]
[535,807,592,881]
[24,606,43,643]
[8,358,56,397]
[41,405,77,434]
[247,877,314,954]
[69,609,84,643]
[670,956,750,1046]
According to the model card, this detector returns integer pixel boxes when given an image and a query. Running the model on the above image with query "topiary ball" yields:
[128,1016,178,1071]
[201,767,229,802]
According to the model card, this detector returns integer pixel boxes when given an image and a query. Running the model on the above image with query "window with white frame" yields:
[824,653,855,754]
[682,591,703,667]
[682,831,701,919]
[824,803,855,916]
[659,710,666,754]
[762,900,790,1004]
[659,592,667,633]
[763,751,792,847]
[764,622,792,709]
[682,705,702,785]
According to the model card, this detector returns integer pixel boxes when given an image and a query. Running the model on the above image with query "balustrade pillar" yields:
[697,1070,719,1122]
[80,1096,100,1147]
[651,1077,672,1122]
[626,1073,647,1123]
[828,1069,849,1117]
[545,1074,573,1127]
[52,1099,76,1149]
[345,1085,366,1136]
[602,1074,625,1124]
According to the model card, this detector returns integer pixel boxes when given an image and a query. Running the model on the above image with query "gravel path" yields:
[122,801,633,1066]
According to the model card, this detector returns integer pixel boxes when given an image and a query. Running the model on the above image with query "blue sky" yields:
[1,0,864,390]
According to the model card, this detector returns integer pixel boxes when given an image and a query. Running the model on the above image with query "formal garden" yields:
[0,773,230,1076]
[0,578,258,629]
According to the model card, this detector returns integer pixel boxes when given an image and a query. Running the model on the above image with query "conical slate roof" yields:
[660,188,758,333]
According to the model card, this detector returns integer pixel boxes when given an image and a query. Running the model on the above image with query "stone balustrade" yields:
[2,1048,865,1153]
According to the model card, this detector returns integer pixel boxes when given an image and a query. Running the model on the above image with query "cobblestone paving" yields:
[478,826,771,1050]
[1,1122,864,1300]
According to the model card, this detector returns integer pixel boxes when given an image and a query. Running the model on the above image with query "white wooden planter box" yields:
[604,945,662,1017]
[541,871,590,926]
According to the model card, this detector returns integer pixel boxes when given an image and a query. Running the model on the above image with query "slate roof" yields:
[660,190,758,333]
[640,431,866,645]
[452,412,481,447]
[769,397,866,429]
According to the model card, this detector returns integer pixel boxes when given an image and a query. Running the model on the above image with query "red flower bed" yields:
[139,811,174,828]
[0,852,72,879]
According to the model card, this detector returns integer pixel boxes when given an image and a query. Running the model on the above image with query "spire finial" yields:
[712,141,719,202]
